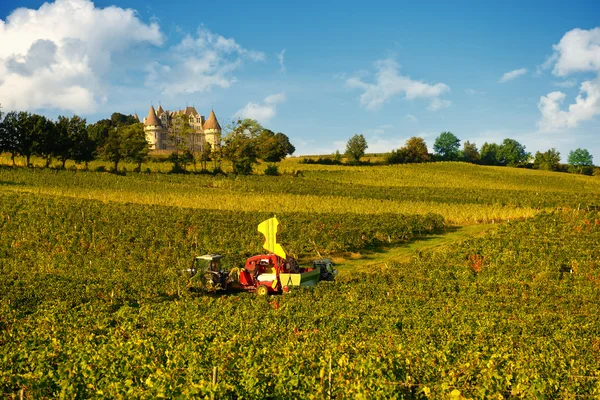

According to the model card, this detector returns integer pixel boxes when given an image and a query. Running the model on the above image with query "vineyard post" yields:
[212,366,218,387]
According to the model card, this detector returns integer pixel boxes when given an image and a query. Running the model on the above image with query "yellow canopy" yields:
[257,217,287,259]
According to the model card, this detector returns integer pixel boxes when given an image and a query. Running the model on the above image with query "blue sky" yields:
[1,0,599,158]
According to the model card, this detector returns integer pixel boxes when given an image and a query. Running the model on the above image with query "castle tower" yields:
[143,105,164,150]
[203,110,222,149]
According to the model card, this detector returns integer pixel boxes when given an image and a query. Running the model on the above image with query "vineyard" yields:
[1,162,600,398]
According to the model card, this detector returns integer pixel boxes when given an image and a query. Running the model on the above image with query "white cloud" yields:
[428,98,451,111]
[405,114,418,122]
[345,58,450,110]
[235,92,286,123]
[0,0,163,113]
[465,88,485,95]
[553,79,578,88]
[277,49,286,73]
[499,68,528,83]
[145,27,264,96]
[537,27,600,131]
[264,92,286,104]
[538,79,600,131]
[550,28,600,77]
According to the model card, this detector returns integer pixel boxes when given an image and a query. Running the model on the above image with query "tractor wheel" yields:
[256,285,269,296]
[326,273,335,281]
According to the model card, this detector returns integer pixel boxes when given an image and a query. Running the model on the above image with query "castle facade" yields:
[141,105,222,152]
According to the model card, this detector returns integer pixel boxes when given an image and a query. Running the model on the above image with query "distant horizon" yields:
[1,0,599,159]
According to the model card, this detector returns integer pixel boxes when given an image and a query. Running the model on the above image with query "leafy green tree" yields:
[222,119,259,175]
[110,112,139,127]
[169,114,194,172]
[345,134,368,164]
[102,127,123,171]
[567,148,593,174]
[533,148,561,171]
[497,138,530,167]
[120,123,149,172]
[32,115,58,167]
[55,116,74,169]
[1,111,20,166]
[199,142,212,171]
[257,129,295,162]
[88,120,111,150]
[480,142,500,165]
[433,131,460,160]
[70,116,96,169]
[403,136,429,163]
[387,137,430,164]
[16,111,40,167]
[461,141,480,163]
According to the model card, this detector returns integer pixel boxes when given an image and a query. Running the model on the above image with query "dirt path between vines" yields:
[332,224,498,274]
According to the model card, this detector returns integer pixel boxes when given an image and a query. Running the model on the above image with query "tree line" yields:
[328,132,595,175]
[0,109,295,174]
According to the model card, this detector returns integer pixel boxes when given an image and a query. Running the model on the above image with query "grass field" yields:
[2,159,600,398]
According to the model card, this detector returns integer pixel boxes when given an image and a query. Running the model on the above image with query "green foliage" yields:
[387,137,430,164]
[222,119,260,175]
[480,142,500,165]
[70,115,96,168]
[461,140,479,163]
[264,163,280,176]
[568,148,594,175]
[497,138,530,166]
[345,134,368,164]
[533,148,561,171]
[120,123,149,171]
[257,130,295,162]
[433,131,461,160]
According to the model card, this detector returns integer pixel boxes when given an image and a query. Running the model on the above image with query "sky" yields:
[1,0,600,159]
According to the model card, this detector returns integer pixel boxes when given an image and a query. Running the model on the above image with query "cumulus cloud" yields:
[235,92,286,123]
[277,49,286,73]
[499,68,528,83]
[345,58,450,110]
[537,27,600,131]
[428,98,451,111]
[0,0,163,113]
[146,27,264,96]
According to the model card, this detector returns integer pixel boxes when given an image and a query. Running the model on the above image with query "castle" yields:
[140,105,222,152]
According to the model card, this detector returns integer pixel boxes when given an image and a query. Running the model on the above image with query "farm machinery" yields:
[188,217,337,295]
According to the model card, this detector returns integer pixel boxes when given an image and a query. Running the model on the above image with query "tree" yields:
[222,119,259,175]
[88,120,111,150]
[16,111,39,167]
[120,123,149,172]
[0,111,20,166]
[497,138,530,166]
[32,115,58,167]
[110,112,139,127]
[55,116,74,169]
[386,137,430,164]
[461,141,480,163]
[567,148,593,174]
[345,134,368,164]
[199,141,212,171]
[433,131,460,160]
[257,129,295,162]
[70,116,96,169]
[533,148,561,171]
[480,142,500,165]
[403,137,429,163]
[168,114,193,172]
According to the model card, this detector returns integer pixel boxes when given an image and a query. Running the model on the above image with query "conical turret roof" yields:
[157,105,165,116]
[203,110,221,130]
[144,106,162,126]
